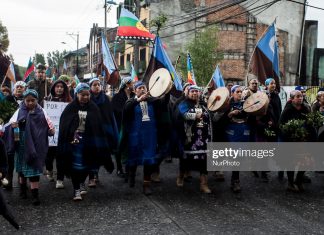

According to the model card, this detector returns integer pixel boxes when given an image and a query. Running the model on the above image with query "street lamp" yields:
[61,42,73,50]
[104,0,118,32]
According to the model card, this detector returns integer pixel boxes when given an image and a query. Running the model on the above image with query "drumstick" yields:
[208,96,221,109]
[241,101,260,111]
[148,76,160,93]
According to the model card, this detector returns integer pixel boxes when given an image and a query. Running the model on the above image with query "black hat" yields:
[36,63,46,70]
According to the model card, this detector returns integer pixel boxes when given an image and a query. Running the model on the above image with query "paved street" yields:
[1,159,324,234]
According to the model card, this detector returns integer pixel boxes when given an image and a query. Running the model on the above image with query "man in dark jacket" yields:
[27,63,51,104]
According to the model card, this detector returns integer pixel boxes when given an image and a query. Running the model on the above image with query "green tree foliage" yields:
[150,13,168,36]
[47,50,67,68]
[0,100,16,124]
[0,21,9,52]
[16,65,26,80]
[33,53,46,65]
[0,51,10,80]
[178,26,223,86]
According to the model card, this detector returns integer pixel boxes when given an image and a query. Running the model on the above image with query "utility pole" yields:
[104,1,116,33]
[104,1,107,32]
[134,0,141,73]
[67,32,79,76]
[76,33,79,76]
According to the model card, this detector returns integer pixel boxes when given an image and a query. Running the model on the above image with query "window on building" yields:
[120,55,125,67]
[141,19,147,28]
[140,48,146,61]
[126,54,131,62]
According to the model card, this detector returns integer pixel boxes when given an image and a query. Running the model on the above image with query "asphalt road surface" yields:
[1,159,324,234]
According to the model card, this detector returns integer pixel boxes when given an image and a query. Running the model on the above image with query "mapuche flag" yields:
[187,52,196,85]
[249,23,280,88]
[144,37,183,91]
[117,8,155,41]
[23,57,35,82]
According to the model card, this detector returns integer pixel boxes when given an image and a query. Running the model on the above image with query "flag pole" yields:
[1,75,7,87]
[174,55,182,84]
[1,63,11,87]
[203,64,220,94]
[245,17,278,86]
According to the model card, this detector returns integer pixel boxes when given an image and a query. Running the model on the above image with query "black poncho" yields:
[57,99,114,176]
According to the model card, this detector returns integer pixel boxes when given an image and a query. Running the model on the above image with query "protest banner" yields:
[43,101,68,146]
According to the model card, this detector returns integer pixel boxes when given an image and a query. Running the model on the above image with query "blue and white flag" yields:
[212,65,225,88]
[249,22,280,88]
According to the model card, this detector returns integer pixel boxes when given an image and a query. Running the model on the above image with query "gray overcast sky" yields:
[0,0,323,66]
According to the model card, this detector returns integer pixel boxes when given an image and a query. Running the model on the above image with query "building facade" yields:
[149,0,305,85]
[63,47,88,78]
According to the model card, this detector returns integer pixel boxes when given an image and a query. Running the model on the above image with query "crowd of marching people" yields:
[1,63,324,211]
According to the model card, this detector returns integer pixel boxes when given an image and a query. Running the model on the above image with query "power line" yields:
[150,0,256,36]
[286,0,324,11]
[160,0,279,39]
[157,0,239,27]
[161,0,249,31]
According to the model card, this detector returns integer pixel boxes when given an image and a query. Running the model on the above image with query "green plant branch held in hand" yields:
[0,100,16,125]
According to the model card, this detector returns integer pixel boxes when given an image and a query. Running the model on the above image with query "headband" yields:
[23,89,38,99]
[231,85,240,93]
[75,83,90,94]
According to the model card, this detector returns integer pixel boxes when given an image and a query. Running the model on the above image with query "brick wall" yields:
[193,0,288,83]
[218,30,246,52]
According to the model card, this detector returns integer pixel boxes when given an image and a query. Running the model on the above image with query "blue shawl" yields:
[16,103,49,171]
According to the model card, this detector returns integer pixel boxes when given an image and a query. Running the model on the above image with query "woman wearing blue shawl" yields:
[9,89,55,205]
[121,81,167,195]
[223,85,250,193]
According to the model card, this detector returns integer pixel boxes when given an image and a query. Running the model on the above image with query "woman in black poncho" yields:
[88,78,118,187]
[58,83,114,201]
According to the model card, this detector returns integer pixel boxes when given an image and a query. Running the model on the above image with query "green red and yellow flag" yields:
[23,57,35,81]
[117,8,155,41]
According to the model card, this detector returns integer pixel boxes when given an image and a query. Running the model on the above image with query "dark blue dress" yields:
[127,102,157,166]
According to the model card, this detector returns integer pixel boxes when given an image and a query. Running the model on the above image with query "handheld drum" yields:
[148,68,173,98]
[207,87,230,112]
[243,91,269,116]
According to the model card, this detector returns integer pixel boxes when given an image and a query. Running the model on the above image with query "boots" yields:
[151,165,161,183]
[231,180,241,193]
[184,171,192,182]
[129,172,136,188]
[200,175,211,194]
[143,180,152,196]
[19,183,28,199]
[176,172,184,187]
[151,172,161,183]
[31,188,40,206]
